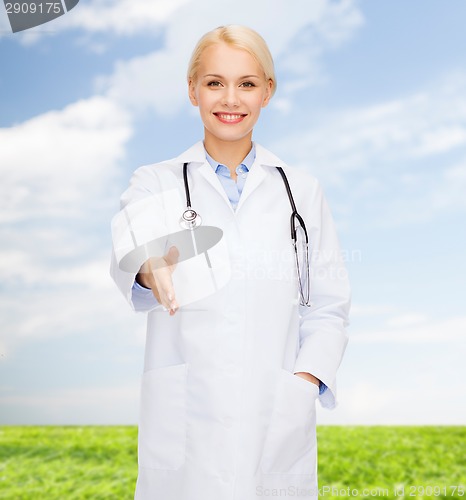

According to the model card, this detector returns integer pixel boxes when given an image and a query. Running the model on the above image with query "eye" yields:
[207,81,222,87]
[240,81,256,88]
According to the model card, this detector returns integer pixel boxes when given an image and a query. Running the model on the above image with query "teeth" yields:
[218,114,243,121]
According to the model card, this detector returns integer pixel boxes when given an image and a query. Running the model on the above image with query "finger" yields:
[147,254,178,312]
[151,268,178,310]
[166,289,179,311]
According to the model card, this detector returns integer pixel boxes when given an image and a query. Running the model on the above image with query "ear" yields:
[188,79,198,106]
[261,78,273,108]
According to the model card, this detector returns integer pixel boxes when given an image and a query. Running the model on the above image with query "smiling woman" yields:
[110,24,350,500]
[187,30,274,175]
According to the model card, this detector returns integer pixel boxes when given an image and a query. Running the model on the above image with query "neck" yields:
[203,133,252,173]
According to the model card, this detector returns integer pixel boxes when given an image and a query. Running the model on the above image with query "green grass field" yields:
[0,426,464,499]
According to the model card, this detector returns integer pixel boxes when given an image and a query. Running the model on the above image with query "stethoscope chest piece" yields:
[180,207,202,230]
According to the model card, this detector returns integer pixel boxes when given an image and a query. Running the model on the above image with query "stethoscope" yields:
[180,162,311,307]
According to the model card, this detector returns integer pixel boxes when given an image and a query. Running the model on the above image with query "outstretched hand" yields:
[136,246,180,315]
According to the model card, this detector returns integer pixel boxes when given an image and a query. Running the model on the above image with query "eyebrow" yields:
[202,74,261,79]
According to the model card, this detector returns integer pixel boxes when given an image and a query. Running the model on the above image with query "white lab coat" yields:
[110,141,350,500]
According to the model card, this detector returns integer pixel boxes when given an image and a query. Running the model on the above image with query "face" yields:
[188,42,273,148]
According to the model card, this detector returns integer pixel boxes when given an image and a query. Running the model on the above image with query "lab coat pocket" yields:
[260,368,318,475]
[138,363,188,470]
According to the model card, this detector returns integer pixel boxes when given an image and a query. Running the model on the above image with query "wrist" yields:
[294,371,320,387]
[135,273,151,290]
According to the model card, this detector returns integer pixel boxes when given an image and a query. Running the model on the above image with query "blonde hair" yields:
[187,25,277,97]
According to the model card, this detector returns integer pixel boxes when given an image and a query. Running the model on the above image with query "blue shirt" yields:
[204,144,256,210]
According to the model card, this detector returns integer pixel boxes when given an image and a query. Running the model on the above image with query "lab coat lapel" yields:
[235,162,266,212]
[175,141,289,213]
[197,163,233,210]
[175,141,233,211]
[236,143,287,212]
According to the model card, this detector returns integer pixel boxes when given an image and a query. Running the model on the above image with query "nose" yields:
[221,85,240,107]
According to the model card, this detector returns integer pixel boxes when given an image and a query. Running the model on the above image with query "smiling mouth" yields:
[214,113,247,123]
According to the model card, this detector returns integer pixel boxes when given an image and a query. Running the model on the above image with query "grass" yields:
[317,426,465,499]
[0,426,464,499]
[0,427,138,499]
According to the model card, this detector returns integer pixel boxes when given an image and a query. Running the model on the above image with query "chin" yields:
[208,129,253,144]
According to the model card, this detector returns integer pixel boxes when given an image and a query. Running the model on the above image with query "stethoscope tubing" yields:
[181,162,311,306]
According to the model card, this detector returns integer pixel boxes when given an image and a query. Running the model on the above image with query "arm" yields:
[109,165,164,313]
[293,182,351,409]
[110,239,161,313]
[135,248,180,315]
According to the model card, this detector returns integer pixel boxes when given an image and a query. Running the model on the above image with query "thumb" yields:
[165,246,180,266]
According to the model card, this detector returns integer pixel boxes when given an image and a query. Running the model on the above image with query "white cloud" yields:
[0,251,113,289]
[318,379,466,425]
[331,382,399,421]
[0,383,140,424]
[61,0,190,36]
[278,77,466,179]
[432,160,466,211]
[386,313,429,328]
[68,0,364,50]
[0,261,147,355]
[0,96,132,223]
[350,303,397,317]
[316,0,364,46]
[101,48,189,117]
[4,0,364,119]
[0,250,35,284]
[0,94,136,359]
[96,0,364,116]
[4,0,363,61]
[317,329,466,425]
[351,316,466,344]
[412,126,466,156]
[0,0,190,41]
[272,72,466,227]
[0,10,11,33]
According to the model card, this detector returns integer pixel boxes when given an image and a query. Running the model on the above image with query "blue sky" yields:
[1,0,465,425]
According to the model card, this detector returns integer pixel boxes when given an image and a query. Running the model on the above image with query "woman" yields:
[110,25,350,500]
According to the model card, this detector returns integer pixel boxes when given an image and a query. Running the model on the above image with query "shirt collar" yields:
[205,143,256,174]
